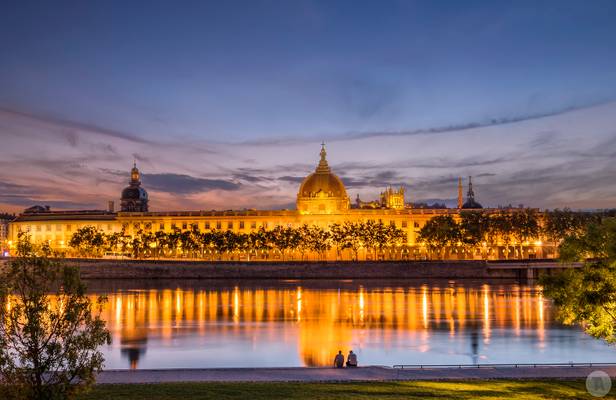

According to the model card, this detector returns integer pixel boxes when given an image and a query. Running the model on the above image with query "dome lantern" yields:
[121,162,149,212]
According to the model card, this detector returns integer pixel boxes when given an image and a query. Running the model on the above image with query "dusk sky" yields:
[1,0,616,212]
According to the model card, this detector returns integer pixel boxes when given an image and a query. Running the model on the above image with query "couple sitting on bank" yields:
[333,350,358,368]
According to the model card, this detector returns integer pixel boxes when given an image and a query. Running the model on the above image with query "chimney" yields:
[108,201,115,213]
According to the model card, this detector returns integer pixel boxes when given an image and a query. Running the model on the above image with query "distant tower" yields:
[120,162,149,212]
[457,177,463,209]
[380,186,405,209]
[462,175,483,209]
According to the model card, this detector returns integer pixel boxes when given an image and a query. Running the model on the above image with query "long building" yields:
[7,144,551,260]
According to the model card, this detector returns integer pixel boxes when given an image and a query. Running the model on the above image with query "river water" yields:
[86,279,616,370]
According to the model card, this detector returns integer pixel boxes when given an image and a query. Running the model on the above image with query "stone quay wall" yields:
[41,258,529,280]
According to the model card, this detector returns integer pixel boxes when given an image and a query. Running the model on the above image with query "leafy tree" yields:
[542,209,595,243]
[360,221,380,259]
[459,211,489,246]
[340,222,363,261]
[68,226,106,258]
[0,234,111,399]
[329,223,346,260]
[385,224,406,259]
[541,217,616,343]
[490,212,514,259]
[511,209,540,258]
[418,215,460,259]
[296,225,312,260]
[459,211,490,259]
[305,226,331,261]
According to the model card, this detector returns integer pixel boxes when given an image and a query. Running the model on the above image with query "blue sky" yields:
[1,1,616,211]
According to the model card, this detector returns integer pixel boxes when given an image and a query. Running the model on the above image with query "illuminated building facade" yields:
[7,144,550,260]
[0,215,13,255]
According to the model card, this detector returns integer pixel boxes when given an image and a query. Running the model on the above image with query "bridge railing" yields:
[393,362,616,369]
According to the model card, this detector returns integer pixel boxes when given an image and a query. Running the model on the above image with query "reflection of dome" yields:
[120,162,149,212]
[296,144,349,214]
[121,338,147,370]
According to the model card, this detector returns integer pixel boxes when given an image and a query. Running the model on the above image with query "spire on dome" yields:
[130,162,141,186]
[316,142,331,173]
[467,175,475,201]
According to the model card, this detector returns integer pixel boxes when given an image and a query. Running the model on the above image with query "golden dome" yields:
[297,144,349,214]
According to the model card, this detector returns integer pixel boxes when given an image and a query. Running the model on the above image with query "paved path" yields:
[96,366,616,384]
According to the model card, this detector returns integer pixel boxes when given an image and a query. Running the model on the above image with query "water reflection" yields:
[77,280,616,370]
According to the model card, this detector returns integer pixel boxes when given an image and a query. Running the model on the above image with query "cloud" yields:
[234,100,615,146]
[1,100,616,212]
[143,173,241,194]
[0,107,153,144]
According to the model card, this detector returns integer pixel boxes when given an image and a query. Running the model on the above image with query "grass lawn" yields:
[75,380,612,400]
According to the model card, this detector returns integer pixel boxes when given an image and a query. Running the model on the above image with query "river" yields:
[84,279,616,369]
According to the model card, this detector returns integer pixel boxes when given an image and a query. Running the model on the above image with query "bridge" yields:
[486,260,583,282]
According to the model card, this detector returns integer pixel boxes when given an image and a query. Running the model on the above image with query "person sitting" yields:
[346,350,358,367]
[333,350,344,368]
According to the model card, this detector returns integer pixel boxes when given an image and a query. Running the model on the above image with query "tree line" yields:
[67,209,616,261]
[417,208,616,259]
[68,221,406,261]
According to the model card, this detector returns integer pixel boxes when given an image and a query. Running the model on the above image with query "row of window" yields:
[124,220,422,232]
[17,220,422,235]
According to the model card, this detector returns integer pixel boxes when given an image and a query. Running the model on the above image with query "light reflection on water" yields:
[84,280,616,369]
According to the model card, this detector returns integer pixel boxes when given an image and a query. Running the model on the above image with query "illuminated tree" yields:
[305,225,331,261]
[0,234,111,400]
[541,217,616,342]
[340,222,363,261]
[418,215,460,260]
[68,226,106,257]
[511,209,540,258]
[490,212,514,259]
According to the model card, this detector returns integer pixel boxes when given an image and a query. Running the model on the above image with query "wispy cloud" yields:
[1,101,616,212]
[143,173,241,194]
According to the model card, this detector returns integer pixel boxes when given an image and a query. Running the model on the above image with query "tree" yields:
[305,226,331,261]
[385,224,406,259]
[340,222,363,261]
[542,209,595,243]
[541,217,616,343]
[68,226,106,258]
[490,212,514,259]
[418,216,460,259]
[459,211,490,259]
[329,223,346,260]
[0,234,111,399]
[511,209,540,258]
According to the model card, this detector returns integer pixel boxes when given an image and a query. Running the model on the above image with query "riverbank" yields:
[75,380,595,400]
[95,366,616,383]
[0,258,569,280]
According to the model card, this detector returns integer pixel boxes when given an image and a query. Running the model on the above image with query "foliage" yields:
[0,233,111,400]
[67,221,405,261]
[417,216,460,259]
[541,217,616,343]
[68,226,107,258]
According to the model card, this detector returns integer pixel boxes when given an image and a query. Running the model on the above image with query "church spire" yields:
[316,142,331,173]
[467,175,475,202]
[457,177,463,209]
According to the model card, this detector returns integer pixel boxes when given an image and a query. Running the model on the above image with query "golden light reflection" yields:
[482,284,491,342]
[73,284,549,368]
